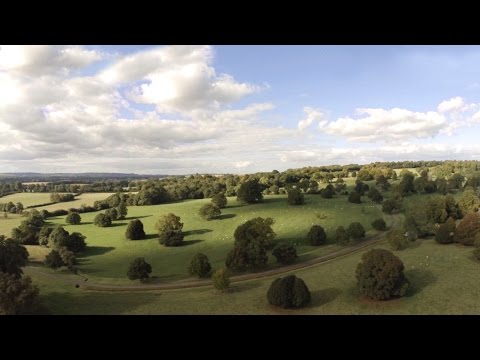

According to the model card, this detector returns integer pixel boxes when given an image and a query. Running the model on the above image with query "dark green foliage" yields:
[67,232,87,253]
[445,194,462,220]
[272,243,297,264]
[127,257,152,282]
[125,219,146,240]
[454,213,480,246]
[266,275,311,309]
[188,253,212,278]
[382,198,401,214]
[347,222,366,241]
[105,208,119,221]
[65,212,81,225]
[348,191,361,204]
[287,188,305,205]
[435,218,456,244]
[38,226,53,246]
[48,226,70,250]
[436,178,448,195]
[116,201,128,220]
[376,175,390,191]
[50,193,75,203]
[307,225,327,246]
[356,249,410,300]
[156,213,184,246]
[0,273,40,315]
[59,246,76,268]
[211,192,228,208]
[333,225,349,245]
[367,188,383,203]
[94,213,112,227]
[458,188,479,215]
[0,236,28,278]
[212,268,230,292]
[44,250,64,270]
[225,246,249,272]
[236,179,263,204]
[199,204,221,220]
[10,211,45,245]
[354,180,369,195]
[387,229,409,250]
[399,172,415,196]
[371,218,387,231]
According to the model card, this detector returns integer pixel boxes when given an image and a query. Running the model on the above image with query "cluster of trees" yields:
[0,201,23,214]
[39,226,87,253]
[93,202,128,227]
[50,193,75,203]
[11,210,46,245]
[333,223,366,245]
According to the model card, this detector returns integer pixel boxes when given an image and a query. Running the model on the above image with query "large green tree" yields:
[287,188,305,205]
[156,213,184,246]
[188,253,212,278]
[199,204,221,220]
[236,179,263,204]
[0,273,40,315]
[267,275,311,309]
[211,192,228,208]
[0,236,29,278]
[125,219,146,240]
[127,257,152,282]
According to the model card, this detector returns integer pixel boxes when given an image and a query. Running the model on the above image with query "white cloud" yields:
[437,96,464,113]
[298,107,327,130]
[234,161,252,168]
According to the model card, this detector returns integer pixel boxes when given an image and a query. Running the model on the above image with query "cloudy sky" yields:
[1,45,480,174]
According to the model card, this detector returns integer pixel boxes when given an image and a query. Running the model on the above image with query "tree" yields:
[211,192,228,208]
[188,253,212,278]
[356,249,410,300]
[105,208,118,221]
[371,218,387,231]
[0,236,29,278]
[386,229,409,250]
[125,219,146,240]
[199,204,221,220]
[59,246,76,269]
[347,222,366,242]
[212,268,230,292]
[287,188,305,205]
[127,257,152,282]
[458,188,479,215]
[267,275,311,309]
[0,273,40,315]
[333,225,349,245]
[272,243,297,264]
[38,227,52,246]
[94,213,112,227]
[116,201,128,220]
[236,179,263,204]
[44,250,64,270]
[65,212,81,225]
[454,212,480,246]
[435,217,456,244]
[67,232,87,253]
[156,213,184,246]
[348,191,362,204]
[445,194,462,219]
[382,198,401,214]
[399,172,415,196]
[10,211,45,245]
[320,185,335,199]
[367,188,383,203]
[48,226,70,250]
[307,225,327,246]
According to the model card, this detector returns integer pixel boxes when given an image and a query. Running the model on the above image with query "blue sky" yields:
[1,45,480,174]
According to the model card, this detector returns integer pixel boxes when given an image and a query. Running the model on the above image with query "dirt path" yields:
[52,212,400,292]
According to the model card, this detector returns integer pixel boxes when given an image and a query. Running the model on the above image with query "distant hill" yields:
[0,172,168,182]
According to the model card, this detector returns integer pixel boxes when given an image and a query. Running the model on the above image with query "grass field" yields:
[24,238,480,314]
[0,213,24,236]
[0,192,53,207]
[40,194,384,282]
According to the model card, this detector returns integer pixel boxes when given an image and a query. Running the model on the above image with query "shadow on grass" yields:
[80,221,93,225]
[218,214,236,220]
[108,222,127,227]
[184,229,212,236]
[179,240,204,246]
[404,268,437,297]
[310,287,342,307]
[78,246,115,257]
[144,233,158,240]
[124,215,152,220]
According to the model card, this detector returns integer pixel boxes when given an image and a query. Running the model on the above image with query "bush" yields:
[188,253,212,278]
[356,249,410,300]
[333,225,349,245]
[287,188,305,205]
[156,213,184,247]
[371,218,387,231]
[67,232,87,253]
[267,275,311,309]
[65,212,81,225]
[348,191,362,204]
[347,222,366,241]
[94,213,112,227]
[127,257,152,282]
[38,227,52,246]
[59,246,76,268]
[367,188,384,203]
[0,273,40,315]
[211,192,227,208]
[236,179,263,204]
[386,229,409,250]
[44,250,64,270]
[199,204,221,220]
[454,212,480,246]
[435,217,456,244]
[272,243,297,264]
[212,268,230,292]
[125,219,146,240]
[382,199,400,214]
[307,225,327,246]
[105,208,118,221]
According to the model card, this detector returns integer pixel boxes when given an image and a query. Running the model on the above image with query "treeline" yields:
[50,193,75,203]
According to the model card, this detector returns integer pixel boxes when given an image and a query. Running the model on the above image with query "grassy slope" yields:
[26,239,480,314]
[0,193,53,207]
[43,194,383,281]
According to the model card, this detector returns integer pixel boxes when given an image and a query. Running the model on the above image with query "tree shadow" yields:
[309,287,342,307]
[77,246,115,257]
[124,215,152,220]
[404,268,437,297]
[108,222,127,227]
[179,240,204,246]
[144,233,158,240]
[218,214,236,220]
[184,229,212,236]
[81,221,93,225]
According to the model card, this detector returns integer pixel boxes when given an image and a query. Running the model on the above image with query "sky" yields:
[1,45,480,174]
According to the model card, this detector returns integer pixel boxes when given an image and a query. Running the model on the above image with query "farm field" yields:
[41,194,384,281]
[24,238,480,314]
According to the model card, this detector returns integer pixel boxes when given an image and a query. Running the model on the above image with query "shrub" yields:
[347,222,366,241]
[105,208,118,221]
[94,213,112,227]
[236,179,263,204]
[267,275,311,309]
[212,268,230,292]
[386,229,409,251]
[348,191,362,204]
[0,273,40,315]
[307,225,327,246]
[454,212,480,246]
[156,213,184,247]
[287,188,305,205]
[371,218,387,231]
[272,243,297,264]
[125,219,146,240]
[211,192,228,208]
[356,249,410,300]
[65,212,81,225]
[127,257,152,282]
[199,204,221,220]
[435,217,456,244]
[333,225,349,245]
[188,253,212,278]
[44,250,64,270]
